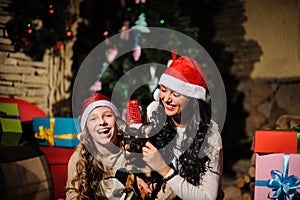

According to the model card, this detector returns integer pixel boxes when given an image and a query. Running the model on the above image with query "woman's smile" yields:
[165,103,176,111]
[159,85,191,119]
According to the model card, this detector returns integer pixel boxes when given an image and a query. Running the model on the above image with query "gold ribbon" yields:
[34,118,78,147]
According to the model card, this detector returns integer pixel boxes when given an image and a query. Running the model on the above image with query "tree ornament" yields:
[105,48,118,63]
[66,14,74,38]
[119,20,130,40]
[120,0,126,7]
[103,31,110,46]
[133,45,141,61]
[53,41,63,52]
[53,41,63,56]
[48,4,54,14]
[133,32,141,61]
[89,80,102,92]
[131,13,150,33]
[66,29,73,38]
[135,0,146,4]
[26,24,33,34]
[22,37,30,46]
[103,31,109,37]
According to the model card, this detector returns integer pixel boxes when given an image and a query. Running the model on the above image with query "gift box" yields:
[126,99,142,125]
[0,103,23,145]
[33,117,80,147]
[38,146,76,200]
[254,129,300,154]
[255,153,300,199]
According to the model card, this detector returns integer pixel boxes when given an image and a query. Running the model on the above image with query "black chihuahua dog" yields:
[115,118,163,200]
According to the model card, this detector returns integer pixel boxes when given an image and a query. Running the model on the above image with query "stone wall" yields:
[214,0,300,148]
[213,0,300,198]
[240,79,300,136]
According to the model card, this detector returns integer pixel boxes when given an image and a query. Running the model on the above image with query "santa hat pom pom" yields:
[153,88,160,101]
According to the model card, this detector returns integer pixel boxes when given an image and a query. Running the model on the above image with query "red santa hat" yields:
[80,93,120,131]
[155,56,207,100]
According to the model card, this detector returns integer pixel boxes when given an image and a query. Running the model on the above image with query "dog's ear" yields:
[116,117,128,133]
[141,123,153,137]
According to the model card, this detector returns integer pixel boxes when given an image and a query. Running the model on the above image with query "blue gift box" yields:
[33,117,80,147]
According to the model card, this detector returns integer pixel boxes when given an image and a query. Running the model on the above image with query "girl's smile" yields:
[86,106,118,145]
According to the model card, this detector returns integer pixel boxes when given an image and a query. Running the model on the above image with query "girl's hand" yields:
[142,141,171,177]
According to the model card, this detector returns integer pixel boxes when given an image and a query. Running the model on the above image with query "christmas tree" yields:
[6,0,75,60]
[84,0,200,121]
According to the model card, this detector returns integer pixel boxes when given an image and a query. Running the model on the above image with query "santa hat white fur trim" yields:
[157,73,206,100]
[80,100,120,131]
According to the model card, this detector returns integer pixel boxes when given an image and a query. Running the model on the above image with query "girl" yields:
[66,93,154,199]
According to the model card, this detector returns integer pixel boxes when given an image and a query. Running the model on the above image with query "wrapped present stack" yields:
[33,117,79,199]
[254,127,300,199]
[33,117,80,148]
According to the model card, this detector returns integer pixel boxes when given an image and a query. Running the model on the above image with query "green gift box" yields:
[0,103,23,145]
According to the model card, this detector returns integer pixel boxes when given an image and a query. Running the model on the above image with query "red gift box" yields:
[126,99,142,125]
[254,129,300,153]
[39,146,75,200]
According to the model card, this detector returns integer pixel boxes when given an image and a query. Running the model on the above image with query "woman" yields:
[66,93,153,199]
[143,56,224,200]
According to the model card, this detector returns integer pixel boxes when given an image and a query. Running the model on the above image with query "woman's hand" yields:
[136,176,155,199]
[142,141,171,177]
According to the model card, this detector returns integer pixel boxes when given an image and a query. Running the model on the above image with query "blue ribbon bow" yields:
[255,154,300,199]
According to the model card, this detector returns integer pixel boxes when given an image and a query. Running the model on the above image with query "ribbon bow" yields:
[256,154,300,199]
[35,118,78,146]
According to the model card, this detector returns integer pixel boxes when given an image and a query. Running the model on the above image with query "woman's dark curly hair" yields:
[149,98,212,186]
